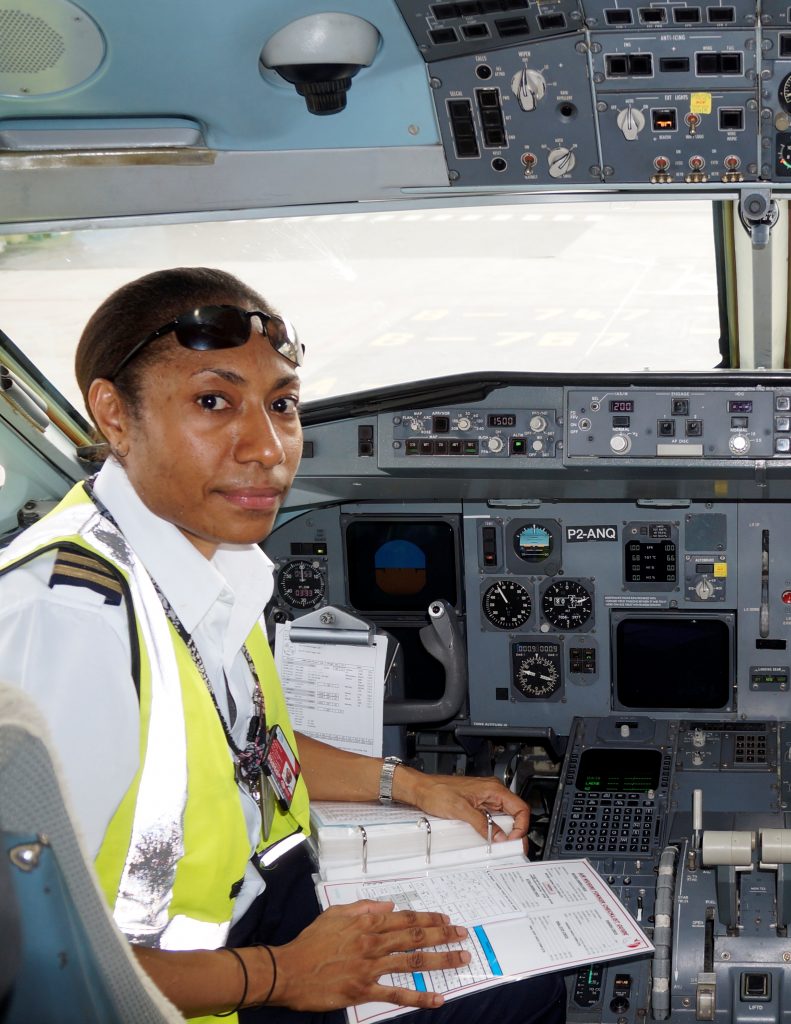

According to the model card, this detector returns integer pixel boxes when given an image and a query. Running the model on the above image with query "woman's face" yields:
[90,322,303,557]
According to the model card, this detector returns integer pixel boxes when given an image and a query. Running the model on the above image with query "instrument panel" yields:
[265,372,791,1023]
[269,375,791,733]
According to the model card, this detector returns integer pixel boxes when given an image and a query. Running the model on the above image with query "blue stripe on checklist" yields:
[413,973,427,991]
[474,926,503,975]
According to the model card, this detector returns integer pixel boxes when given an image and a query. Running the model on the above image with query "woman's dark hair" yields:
[75,266,276,428]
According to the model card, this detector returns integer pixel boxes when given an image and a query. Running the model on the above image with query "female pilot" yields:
[0,267,564,1024]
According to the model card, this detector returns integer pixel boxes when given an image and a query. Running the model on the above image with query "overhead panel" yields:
[395,0,777,186]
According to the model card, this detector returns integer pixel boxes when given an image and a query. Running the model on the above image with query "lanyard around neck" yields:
[83,477,270,789]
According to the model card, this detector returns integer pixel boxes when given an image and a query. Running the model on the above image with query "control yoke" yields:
[383,599,468,725]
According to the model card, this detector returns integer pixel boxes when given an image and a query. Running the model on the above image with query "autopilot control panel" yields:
[264,372,791,1024]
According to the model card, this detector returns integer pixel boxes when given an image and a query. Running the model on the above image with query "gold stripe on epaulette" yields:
[52,564,123,594]
[54,550,118,578]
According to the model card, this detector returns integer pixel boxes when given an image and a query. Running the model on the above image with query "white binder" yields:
[308,800,521,880]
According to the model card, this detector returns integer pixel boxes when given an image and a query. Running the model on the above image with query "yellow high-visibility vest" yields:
[0,481,311,1023]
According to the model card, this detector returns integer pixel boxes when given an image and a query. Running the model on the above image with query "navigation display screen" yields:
[345,519,458,613]
[576,748,662,793]
[613,613,732,709]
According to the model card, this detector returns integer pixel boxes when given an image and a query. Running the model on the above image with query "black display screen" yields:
[609,400,635,413]
[576,748,662,793]
[345,520,458,613]
[488,414,517,428]
[728,400,753,413]
[613,614,732,709]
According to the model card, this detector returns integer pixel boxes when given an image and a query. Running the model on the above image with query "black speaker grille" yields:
[0,9,65,73]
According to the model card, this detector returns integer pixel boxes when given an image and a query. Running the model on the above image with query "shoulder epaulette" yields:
[48,548,123,606]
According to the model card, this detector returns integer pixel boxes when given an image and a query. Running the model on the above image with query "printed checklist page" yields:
[316,858,652,1024]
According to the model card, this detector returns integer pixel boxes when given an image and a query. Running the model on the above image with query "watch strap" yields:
[378,756,403,804]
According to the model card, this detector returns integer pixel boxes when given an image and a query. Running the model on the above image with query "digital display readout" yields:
[487,414,517,428]
[576,748,662,793]
[609,400,635,413]
[625,539,677,583]
[728,400,753,413]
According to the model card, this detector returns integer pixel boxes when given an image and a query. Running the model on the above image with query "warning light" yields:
[782,591,791,604]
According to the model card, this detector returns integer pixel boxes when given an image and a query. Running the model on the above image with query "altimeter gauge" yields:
[541,579,593,630]
[512,641,561,698]
[277,559,326,609]
[482,579,532,629]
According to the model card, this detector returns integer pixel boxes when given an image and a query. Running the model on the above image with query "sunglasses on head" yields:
[110,304,304,379]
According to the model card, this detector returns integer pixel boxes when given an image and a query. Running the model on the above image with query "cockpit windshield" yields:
[0,198,720,412]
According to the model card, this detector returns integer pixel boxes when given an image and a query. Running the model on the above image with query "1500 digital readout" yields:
[487,414,517,427]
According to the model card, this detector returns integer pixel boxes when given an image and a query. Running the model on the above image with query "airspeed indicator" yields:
[482,579,532,629]
[780,73,791,113]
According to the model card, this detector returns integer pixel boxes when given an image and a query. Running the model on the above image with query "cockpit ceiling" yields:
[2,0,791,226]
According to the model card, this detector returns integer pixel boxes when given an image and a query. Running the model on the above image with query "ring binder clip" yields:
[418,817,432,864]
[484,811,494,854]
[358,825,368,874]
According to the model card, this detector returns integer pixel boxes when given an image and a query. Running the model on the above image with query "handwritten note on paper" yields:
[275,621,387,757]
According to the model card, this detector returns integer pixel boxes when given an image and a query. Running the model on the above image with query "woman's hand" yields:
[272,900,470,1011]
[396,769,531,844]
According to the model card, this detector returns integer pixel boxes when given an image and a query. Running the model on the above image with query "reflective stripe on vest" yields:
[0,482,310,965]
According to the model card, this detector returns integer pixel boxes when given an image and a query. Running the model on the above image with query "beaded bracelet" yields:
[258,944,278,1004]
[216,947,249,1018]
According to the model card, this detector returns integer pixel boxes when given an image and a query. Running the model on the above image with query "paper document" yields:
[316,858,653,1024]
[275,621,387,757]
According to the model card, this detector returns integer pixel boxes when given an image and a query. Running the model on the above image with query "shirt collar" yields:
[92,458,274,643]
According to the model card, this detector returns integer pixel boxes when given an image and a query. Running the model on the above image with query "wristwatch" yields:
[378,756,403,804]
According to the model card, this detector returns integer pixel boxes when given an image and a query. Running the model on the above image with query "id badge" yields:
[263,724,301,811]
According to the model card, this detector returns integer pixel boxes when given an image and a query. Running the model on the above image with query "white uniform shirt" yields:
[0,457,275,921]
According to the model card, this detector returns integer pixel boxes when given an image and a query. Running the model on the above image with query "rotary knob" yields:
[511,68,547,112]
[695,577,715,600]
[457,417,471,431]
[616,106,646,141]
[610,434,631,454]
[487,436,504,453]
[547,147,575,178]
[529,415,547,432]
[729,434,750,455]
